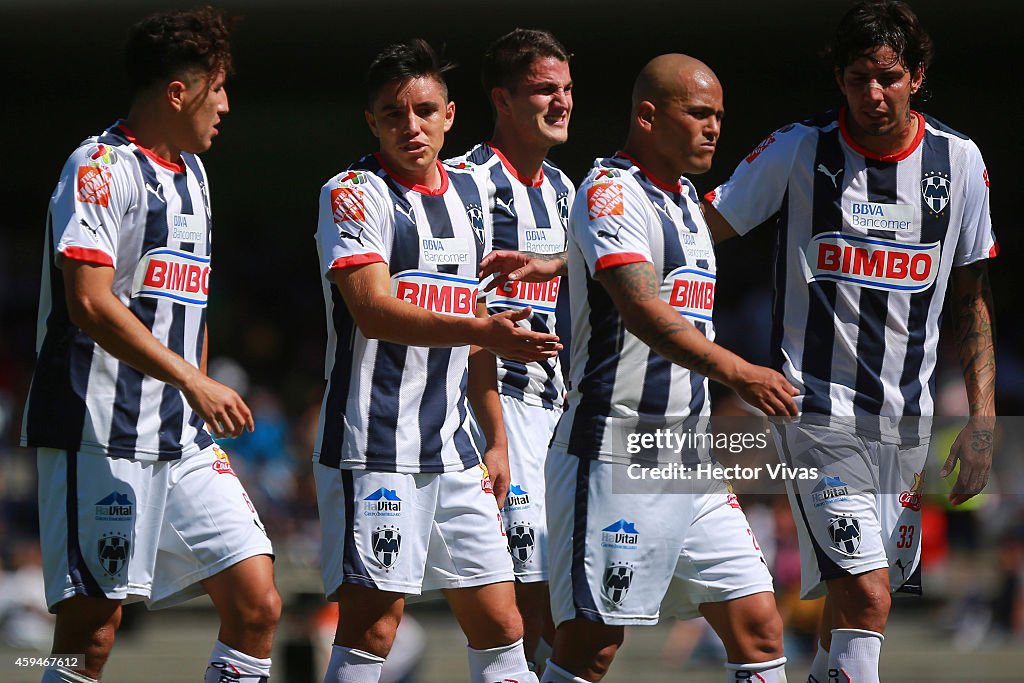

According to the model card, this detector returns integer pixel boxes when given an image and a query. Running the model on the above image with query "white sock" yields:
[467,638,537,683]
[806,643,829,683]
[41,667,98,683]
[205,640,272,682]
[539,660,588,683]
[828,629,883,683]
[532,637,553,675]
[323,646,386,683]
[725,656,788,682]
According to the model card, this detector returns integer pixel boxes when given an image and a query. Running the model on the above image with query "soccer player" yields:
[702,3,997,682]
[313,39,561,683]
[538,54,798,683]
[20,8,280,683]
[447,28,575,669]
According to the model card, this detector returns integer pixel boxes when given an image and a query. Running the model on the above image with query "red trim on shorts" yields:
[116,124,187,173]
[488,143,544,187]
[373,153,448,196]
[329,253,386,270]
[615,151,683,194]
[838,106,924,163]
[61,246,114,267]
[594,252,648,272]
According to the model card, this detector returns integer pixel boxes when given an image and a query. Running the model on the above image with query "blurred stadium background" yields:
[1,1,1022,680]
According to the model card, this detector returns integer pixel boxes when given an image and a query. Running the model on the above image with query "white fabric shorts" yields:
[545,448,774,626]
[499,395,561,582]
[773,421,927,599]
[37,445,273,611]
[315,463,514,598]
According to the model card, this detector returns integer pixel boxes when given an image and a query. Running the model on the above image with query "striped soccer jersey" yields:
[446,143,574,409]
[314,154,492,473]
[21,123,214,461]
[551,153,716,462]
[709,108,997,426]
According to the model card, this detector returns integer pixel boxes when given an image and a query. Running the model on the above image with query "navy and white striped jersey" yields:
[21,122,215,461]
[446,143,574,409]
[551,153,716,462]
[709,108,997,428]
[314,154,492,473]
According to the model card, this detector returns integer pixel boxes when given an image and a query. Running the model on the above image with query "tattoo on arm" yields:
[952,261,996,416]
[600,262,718,376]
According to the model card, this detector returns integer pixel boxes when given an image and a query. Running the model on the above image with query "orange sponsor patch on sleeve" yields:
[77,166,113,207]
[331,187,366,223]
[587,182,624,220]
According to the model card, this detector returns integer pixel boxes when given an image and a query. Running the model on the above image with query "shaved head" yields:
[623,53,724,178]
[632,53,720,112]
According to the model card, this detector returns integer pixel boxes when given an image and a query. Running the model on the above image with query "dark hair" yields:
[366,39,454,108]
[125,6,235,95]
[481,29,570,93]
[828,1,933,75]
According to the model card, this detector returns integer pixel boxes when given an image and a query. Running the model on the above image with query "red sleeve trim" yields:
[329,253,386,270]
[594,252,648,272]
[60,246,114,267]
[704,189,717,203]
[989,242,999,258]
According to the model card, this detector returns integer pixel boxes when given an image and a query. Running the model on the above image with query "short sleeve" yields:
[570,174,654,276]
[707,124,804,236]
[953,142,997,267]
[316,172,390,278]
[52,142,137,268]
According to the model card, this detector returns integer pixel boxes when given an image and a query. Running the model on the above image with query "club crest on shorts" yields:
[372,525,402,569]
[827,515,862,556]
[602,562,634,606]
[97,531,130,577]
[507,522,535,565]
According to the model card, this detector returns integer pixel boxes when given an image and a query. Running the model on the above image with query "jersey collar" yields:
[838,106,925,163]
[488,142,544,187]
[614,151,683,194]
[115,122,187,173]
[374,153,448,196]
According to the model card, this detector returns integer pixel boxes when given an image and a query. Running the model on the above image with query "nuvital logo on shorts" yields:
[811,476,850,508]
[601,519,639,549]
[505,484,531,510]
[363,488,402,517]
[95,491,133,522]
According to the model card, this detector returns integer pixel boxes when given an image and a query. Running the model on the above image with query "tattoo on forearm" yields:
[526,250,567,264]
[646,314,718,376]
[952,263,996,415]
[606,262,659,302]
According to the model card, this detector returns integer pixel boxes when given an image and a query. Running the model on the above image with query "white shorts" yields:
[315,463,514,598]
[37,445,273,611]
[545,448,774,626]
[774,421,926,599]
[499,396,561,582]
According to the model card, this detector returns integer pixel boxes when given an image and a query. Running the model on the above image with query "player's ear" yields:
[910,66,924,96]
[364,110,380,139]
[166,80,188,112]
[636,101,655,132]
[491,87,511,115]
[443,101,455,133]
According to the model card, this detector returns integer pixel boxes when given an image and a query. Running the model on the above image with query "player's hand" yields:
[942,417,994,506]
[731,362,799,417]
[480,250,565,292]
[482,443,511,509]
[480,307,562,362]
[182,372,255,439]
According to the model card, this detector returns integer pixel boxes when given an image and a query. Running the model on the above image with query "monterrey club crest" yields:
[827,516,862,556]
[97,531,130,577]
[921,171,951,216]
[372,525,402,569]
[465,203,486,246]
[602,562,634,606]
[507,523,535,565]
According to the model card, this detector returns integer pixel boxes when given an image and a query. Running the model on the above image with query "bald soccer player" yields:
[530,55,797,683]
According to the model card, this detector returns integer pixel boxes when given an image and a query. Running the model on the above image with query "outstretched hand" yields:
[479,307,562,362]
[479,250,565,292]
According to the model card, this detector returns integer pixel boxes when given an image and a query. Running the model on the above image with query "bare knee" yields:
[239,585,282,633]
[53,597,122,678]
[702,592,784,663]
[336,585,404,657]
[828,571,891,633]
[552,619,623,680]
